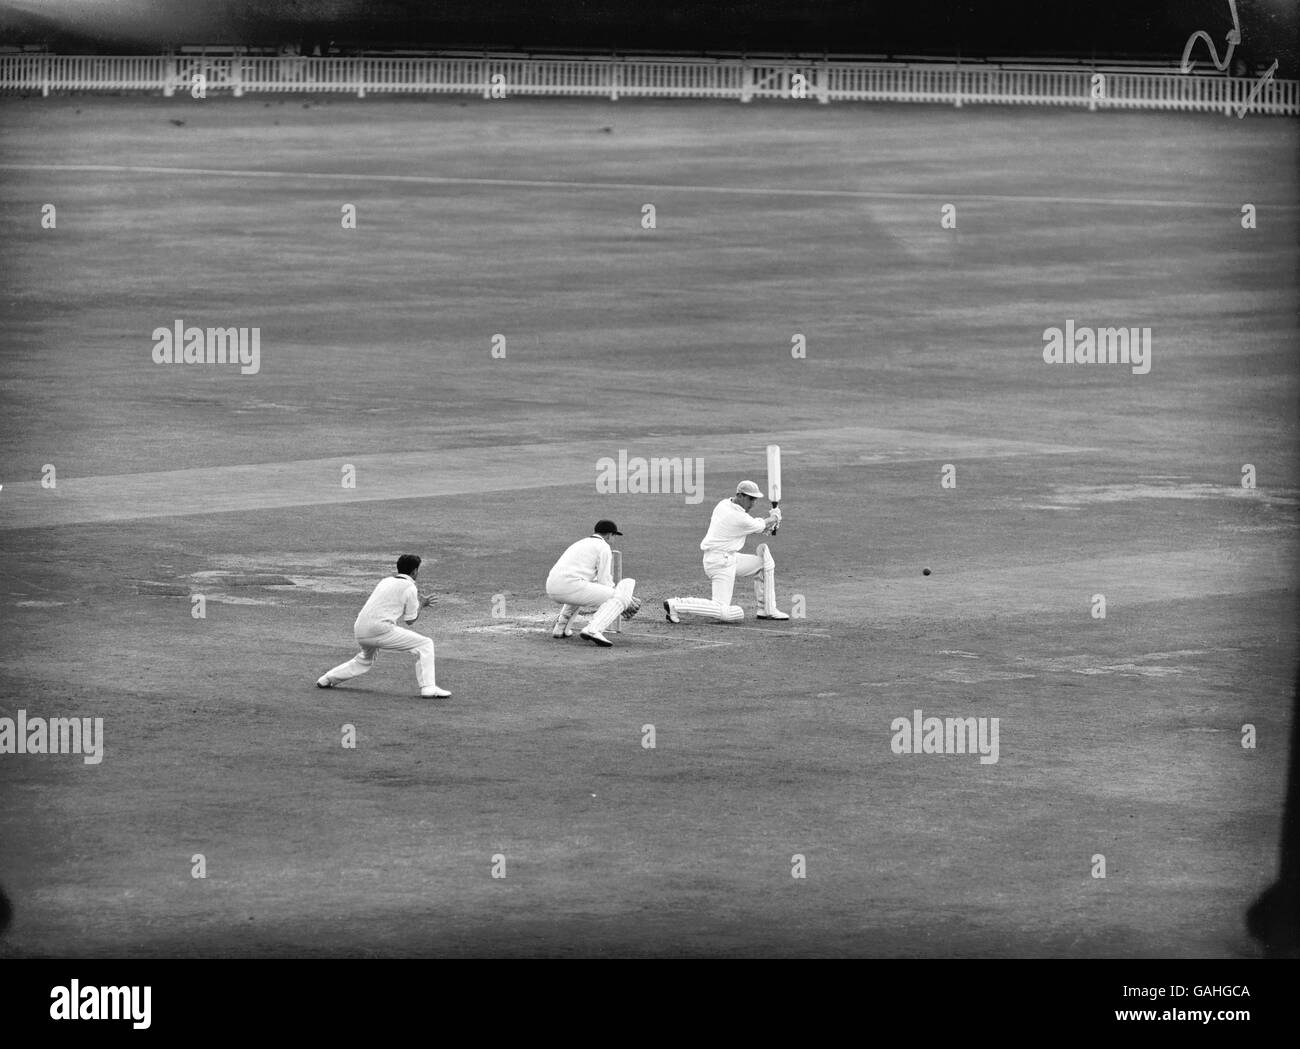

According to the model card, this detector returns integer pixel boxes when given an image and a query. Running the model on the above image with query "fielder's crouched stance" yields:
[546,519,641,648]
[316,554,451,698]
[664,480,788,623]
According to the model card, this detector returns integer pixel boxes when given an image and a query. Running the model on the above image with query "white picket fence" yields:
[0,53,1295,115]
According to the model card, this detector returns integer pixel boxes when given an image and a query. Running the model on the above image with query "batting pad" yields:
[672,597,744,621]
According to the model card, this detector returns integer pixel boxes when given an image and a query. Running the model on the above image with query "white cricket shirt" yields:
[699,498,767,553]
[548,536,613,587]
[355,573,420,634]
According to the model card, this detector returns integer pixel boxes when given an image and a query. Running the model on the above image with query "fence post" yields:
[42,55,49,97]
[820,57,830,103]
[610,60,619,101]
[741,60,752,102]
[163,57,175,97]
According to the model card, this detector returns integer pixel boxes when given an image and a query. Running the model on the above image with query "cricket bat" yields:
[766,444,782,534]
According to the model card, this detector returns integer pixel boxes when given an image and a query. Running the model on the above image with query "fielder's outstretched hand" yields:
[423,594,438,607]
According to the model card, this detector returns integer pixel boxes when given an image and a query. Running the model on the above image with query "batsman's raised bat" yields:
[766,444,782,534]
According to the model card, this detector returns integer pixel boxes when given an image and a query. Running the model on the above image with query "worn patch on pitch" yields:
[191,571,296,587]
[188,553,418,597]
[462,617,730,646]
[205,594,281,606]
[132,581,190,596]
[1042,482,1300,509]
[920,645,1245,683]
[464,621,538,634]
[931,668,1037,683]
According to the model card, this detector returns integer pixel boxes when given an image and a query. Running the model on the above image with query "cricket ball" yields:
[922,568,931,576]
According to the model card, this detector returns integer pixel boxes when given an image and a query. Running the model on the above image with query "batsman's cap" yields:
[736,480,764,499]
[594,519,623,536]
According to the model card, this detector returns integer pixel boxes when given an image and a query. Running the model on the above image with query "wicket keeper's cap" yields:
[595,519,624,536]
[736,480,764,498]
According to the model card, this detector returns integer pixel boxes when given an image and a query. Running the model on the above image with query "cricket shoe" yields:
[551,618,574,638]
[316,676,335,688]
[580,627,613,648]
[420,685,452,698]
[663,599,680,624]
[756,610,790,620]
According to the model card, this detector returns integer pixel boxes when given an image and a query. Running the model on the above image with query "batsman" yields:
[664,445,789,624]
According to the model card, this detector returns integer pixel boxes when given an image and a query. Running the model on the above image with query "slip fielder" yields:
[664,480,788,623]
[315,553,451,698]
[546,519,642,647]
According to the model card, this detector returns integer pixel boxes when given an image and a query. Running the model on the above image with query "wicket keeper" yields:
[546,520,641,647]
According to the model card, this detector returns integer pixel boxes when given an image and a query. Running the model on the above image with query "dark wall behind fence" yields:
[0,1,1296,72]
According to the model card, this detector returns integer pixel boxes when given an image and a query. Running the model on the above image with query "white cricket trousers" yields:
[323,625,438,690]
[546,574,636,633]
[670,544,778,621]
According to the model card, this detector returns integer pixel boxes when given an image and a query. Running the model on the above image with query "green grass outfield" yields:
[0,94,1295,957]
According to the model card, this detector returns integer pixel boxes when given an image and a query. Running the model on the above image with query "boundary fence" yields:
[0,53,1295,115]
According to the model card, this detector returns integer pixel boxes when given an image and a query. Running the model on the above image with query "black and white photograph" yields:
[0,0,1296,1028]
